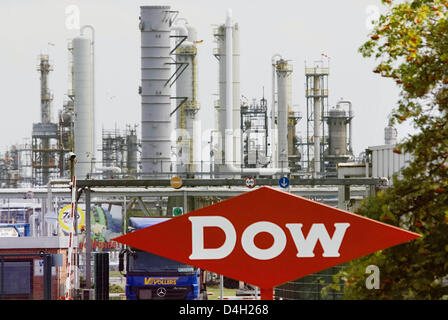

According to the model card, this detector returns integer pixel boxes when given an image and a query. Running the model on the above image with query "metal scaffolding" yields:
[240,97,268,168]
[100,126,140,178]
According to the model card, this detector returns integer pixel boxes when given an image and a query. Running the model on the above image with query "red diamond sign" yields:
[113,186,420,298]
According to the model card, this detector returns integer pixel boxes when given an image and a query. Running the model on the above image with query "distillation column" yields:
[73,35,95,178]
[323,100,353,174]
[126,128,138,173]
[275,59,293,170]
[305,64,329,177]
[175,22,200,175]
[215,13,241,170]
[140,6,173,176]
[38,55,53,184]
[313,74,321,175]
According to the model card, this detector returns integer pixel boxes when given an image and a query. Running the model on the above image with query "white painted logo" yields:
[188,216,350,260]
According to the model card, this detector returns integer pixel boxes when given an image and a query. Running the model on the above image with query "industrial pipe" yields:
[313,75,321,176]
[271,54,282,168]
[95,166,122,173]
[225,9,233,166]
[175,18,197,43]
[171,23,189,45]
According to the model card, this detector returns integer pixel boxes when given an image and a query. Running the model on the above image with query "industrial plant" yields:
[0,5,411,300]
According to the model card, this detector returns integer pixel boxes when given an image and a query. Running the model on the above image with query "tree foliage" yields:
[331,0,448,299]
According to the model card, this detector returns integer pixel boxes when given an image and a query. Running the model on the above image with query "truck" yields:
[0,223,30,237]
[118,217,207,300]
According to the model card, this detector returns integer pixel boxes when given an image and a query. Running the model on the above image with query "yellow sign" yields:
[144,277,178,286]
[170,176,183,189]
[58,205,85,233]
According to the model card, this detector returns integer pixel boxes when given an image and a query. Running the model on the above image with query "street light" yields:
[68,152,77,182]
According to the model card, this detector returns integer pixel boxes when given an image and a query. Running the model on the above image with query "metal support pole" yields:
[43,254,52,300]
[260,287,274,300]
[183,190,188,214]
[220,274,224,300]
[1,256,4,300]
[123,196,127,235]
[85,188,92,291]
[70,158,75,182]
[74,199,78,235]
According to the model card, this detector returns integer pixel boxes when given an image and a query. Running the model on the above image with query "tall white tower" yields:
[73,35,94,178]
[214,10,241,170]
[275,59,293,169]
[139,6,175,176]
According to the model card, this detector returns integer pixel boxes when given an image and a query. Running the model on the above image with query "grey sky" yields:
[0,0,414,159]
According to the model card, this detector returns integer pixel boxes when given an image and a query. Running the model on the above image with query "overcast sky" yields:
[0,0,414,159]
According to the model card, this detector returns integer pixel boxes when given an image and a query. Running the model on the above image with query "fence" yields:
[275,265,344,300]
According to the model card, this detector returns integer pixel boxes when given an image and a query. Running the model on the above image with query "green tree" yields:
[331,0,448,299]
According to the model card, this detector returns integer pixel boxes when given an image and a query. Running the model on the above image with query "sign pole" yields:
[219,274,224,300]
[260,287,274,300]
[64,175,76,300]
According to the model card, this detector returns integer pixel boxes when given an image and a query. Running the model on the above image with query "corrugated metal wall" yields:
[370,145,412,184]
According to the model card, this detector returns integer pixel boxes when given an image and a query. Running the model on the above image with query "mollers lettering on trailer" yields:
[144,277,178,285]
[114,186,420,291]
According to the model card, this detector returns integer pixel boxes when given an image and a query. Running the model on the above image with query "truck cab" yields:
[119,217,207,300]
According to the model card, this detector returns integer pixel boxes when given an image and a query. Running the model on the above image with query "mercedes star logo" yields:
[156,287,167,297]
